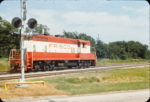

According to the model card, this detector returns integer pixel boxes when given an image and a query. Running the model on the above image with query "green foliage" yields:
[63,31,96,47]
[0,17,20,57]
[127,41,148,59]
[25,24,50,34]
[63,31,78,39]
[96,39,108,58]
[107,41,148,59]
[146,50,150,59]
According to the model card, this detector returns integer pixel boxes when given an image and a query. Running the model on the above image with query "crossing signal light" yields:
[27,18,37,29]
[0,0,4,4]
[12,17,22,28]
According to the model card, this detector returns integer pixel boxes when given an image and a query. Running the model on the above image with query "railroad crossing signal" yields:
[12,17,22,28]
[0,0,4,4]
[27,18,37,29]
[11,17,37,29]
[11,0,37,83]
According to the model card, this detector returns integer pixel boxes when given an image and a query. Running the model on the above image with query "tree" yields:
[95,39,108,58]
[108,41,127,59]
[25,24,50,34]
[107,41,148,59]
[63,31,96,48]
[78,33,96,47]
[127,41,148,59]
[63,31,78,39]
[0,17,20,57]
[146,50,150,59]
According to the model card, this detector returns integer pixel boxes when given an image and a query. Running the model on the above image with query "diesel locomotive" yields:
[9,34,96,72]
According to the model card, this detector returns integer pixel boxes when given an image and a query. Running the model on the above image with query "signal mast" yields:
[11,0,37,82]
[20,0,27,82]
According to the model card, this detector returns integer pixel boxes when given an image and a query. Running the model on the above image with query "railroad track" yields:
[0,63,149,81]
[0,71,10,75]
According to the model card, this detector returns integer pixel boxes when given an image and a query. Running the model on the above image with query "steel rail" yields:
[0,63,149,81]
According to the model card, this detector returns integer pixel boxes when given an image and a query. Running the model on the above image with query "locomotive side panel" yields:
[23,39,94,61]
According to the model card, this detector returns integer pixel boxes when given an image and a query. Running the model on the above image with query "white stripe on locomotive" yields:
[24,40,91,53]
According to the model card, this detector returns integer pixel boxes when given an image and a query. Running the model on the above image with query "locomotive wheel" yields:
[28,68,34,72]
[26,68,33,73]
[77,65,81,69]
[78,61,84,69]
[49,65,54,71]
[10,69,19,73]
[34,65,40,72]
[44,65,49,71]
[77,63,82,69]
[87,63,90,68]
[85,62,90,68]
[82,61,86,69]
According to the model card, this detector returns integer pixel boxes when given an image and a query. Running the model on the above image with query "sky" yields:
[0,0,149,45]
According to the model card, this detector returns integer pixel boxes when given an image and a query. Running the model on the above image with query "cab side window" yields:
[83,43,85,48]
[78,42,80,47]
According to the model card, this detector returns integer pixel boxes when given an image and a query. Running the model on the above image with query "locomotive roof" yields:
[28,35,90,45]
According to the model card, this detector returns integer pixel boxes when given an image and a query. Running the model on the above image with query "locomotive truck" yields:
[9,34,96,72]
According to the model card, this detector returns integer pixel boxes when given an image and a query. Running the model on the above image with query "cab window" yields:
[83,43,85,48]
[78,42,80,47]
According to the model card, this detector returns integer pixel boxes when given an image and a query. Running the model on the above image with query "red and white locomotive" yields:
[9,34,96,72]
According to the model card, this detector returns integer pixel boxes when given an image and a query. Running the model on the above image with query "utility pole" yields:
[20,0,27,82]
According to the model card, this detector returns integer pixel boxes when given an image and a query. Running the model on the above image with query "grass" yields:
[0,67,149,98]
[0,58,10,71]
[32,67,149,95]
[96,58,149,66]
[0,83,69,98]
